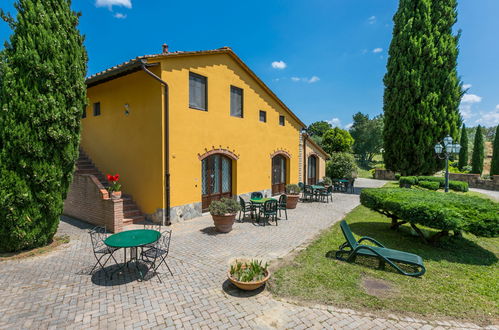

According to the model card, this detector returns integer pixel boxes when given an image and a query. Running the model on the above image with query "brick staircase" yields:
[76,149,145,226]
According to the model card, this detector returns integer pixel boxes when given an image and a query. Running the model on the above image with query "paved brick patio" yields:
[0,178,496,329]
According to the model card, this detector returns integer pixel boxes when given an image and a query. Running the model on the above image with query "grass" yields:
[269,206,499,324]
[0,235,70,261]
[356,154,384,179]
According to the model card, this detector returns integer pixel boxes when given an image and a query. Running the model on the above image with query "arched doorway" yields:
[307,155,318,184]
[201,154,232,211]
[272,154,287,195]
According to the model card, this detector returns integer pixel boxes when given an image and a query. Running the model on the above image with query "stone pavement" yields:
[0,178,496,329]
[470,188,499,201]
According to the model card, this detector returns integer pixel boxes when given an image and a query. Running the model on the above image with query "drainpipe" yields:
[141,63,171,226]
[302,131,307,184]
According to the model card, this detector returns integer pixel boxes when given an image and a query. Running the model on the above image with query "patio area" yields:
[0,178,489,329]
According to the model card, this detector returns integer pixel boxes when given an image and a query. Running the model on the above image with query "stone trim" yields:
[270,149,292,159]
[198,148,239,160]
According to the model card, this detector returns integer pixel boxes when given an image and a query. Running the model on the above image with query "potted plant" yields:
[322,176,332,187]
[209,197,241,233]
[107,174,122,199]
[228,259,270,291]
[285,184,300,209]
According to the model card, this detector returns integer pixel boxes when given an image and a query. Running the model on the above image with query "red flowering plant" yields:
[106,174,121,193]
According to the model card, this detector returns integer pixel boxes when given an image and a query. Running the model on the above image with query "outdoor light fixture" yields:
[124,104,130,115]
[434,135,461,192]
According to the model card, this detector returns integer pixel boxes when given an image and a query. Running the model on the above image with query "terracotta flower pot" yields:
[211,213,237,233]
[111,191,122,199]
[286,194,299,209]
[228,268,270,291]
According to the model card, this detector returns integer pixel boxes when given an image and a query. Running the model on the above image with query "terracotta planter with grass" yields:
[228,267,270,291]
[286,194,299,209]
[212,213,237,233]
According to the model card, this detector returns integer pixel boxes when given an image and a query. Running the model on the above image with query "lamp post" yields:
[434,136,461,192]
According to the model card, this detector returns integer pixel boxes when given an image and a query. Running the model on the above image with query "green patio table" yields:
[250,198,277,220]
[105,229,160,280]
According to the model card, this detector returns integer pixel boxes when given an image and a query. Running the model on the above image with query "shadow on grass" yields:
[347,222,497,266]
[222,279,265,297]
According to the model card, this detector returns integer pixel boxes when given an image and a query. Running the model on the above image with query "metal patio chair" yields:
[89,226,120,277]
[141,230,173,283]
[239,196,254,221]
[277,194,288,220]
[259,199,278,226]
[250,191,263,199]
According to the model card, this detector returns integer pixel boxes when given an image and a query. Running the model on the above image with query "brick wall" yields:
[63,174,124,232]
[449,173,499,191]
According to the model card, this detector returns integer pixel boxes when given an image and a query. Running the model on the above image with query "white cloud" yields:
[368,16,376,24]
[291,76,320,83]
[462,84,472,90]
[327,118,342,128]
[461,93,482,104]
[345,122,353,130]
[460,104,473,120]
[474,108,499,126]
[95,0,132,9]
[496,104,499,110]
[372,48,383,53]
[271,61,287,70]
[114,12,127,19]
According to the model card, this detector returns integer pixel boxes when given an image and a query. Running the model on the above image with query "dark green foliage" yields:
[208,197,241,216]
[399,176,417,186]
[349,112,383,163]
[382,0,462,175]
[471,125,484,174]
[491,125,499,176]
[417,181,440,191]
[307,121,331,137]
[360,188,499,237]
[326,152,357,179]
[458,124,468,170]
[0,0,87,252]
[322,127,354,154]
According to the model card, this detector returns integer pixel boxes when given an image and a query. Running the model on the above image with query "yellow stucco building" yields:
[82,46,328,223]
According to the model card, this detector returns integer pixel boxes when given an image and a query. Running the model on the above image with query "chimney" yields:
[162,43,169,54]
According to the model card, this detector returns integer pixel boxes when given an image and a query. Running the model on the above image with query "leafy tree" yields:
[322,127,354,154]
[382,0,462,175]
[307,121,331,137]
[471,126,484,175]
[349,112,383,163]
[326,153,358,179]
[491,125,499,176]
[458,124,468,170]
[0,0,87,252]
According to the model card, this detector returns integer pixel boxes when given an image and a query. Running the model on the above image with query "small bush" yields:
[399,176,417,186]
[209,198,241,216]
[417,181,440,190]
[230,259,268,282]
[395,173,401,180]
[417,176,469,192]
[360,188,499,237]
[285,184,301,195]
[449,180,469,192]
[326,152,358,179]
[321,176,332,186]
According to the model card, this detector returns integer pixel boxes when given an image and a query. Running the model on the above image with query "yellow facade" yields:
[303,135,328,184]
[82,48,327,222]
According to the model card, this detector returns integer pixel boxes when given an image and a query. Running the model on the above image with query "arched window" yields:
[307,155,318,185]
[272,154,287,195]
[201,154,232,211]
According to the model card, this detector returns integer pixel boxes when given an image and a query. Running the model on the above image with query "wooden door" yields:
[272,155,286,195]
[202,154,232,211]
[307,155,317,185]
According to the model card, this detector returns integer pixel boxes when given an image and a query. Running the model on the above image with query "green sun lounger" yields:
[335,220,426,277]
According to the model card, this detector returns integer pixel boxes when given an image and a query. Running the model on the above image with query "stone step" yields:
[124,209,141,217]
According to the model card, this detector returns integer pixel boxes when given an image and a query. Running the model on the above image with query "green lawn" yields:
[356,154,384,179]
[269,205,499,324]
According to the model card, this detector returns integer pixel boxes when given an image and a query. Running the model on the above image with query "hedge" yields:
[417,181,440,191]
[398,176,469,192]
[360,188,499,239]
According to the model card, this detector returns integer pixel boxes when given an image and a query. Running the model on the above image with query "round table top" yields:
[250,198,276,204]
[105,229,160,248]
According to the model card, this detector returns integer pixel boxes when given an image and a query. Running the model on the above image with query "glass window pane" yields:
[189,73,207,110]
[230,86,243,117]
[212,156,220,194]
[221,157,231,193]
[280,157,285,182]
[202,159,208,195]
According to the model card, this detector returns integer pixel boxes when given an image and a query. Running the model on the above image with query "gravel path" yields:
[470,188,499,201]
[1,178,494,329]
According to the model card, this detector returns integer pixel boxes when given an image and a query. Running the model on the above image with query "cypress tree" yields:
[471,126,484,175]
[491,125,499,176]
[382,0,462,175]
[458,124,468,170]
[0,0,87,252]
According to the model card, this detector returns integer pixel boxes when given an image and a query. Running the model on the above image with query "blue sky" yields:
[1,0,498,127]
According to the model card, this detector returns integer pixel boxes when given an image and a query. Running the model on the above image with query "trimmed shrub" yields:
[399,176,417,187]
[360,188,499,237]
[417,181,440,191]
[449,180,469,192]
[326,152,358,179]
[394,174,401,180]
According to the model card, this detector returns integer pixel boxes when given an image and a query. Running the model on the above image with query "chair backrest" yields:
[144,223,161,231]
[239,196,246,208]
[251,192,263,199]
[89,226,107,251]
[298,182,304,189]
[152,229,172,258]
[263,199,278,212]
[304,185,313,194]
[327,185,333,193]
[339,220,358,248]
[278,194,287,206]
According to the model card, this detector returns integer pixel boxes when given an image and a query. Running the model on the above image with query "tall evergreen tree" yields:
[471,126,484,175]
[458,124,469,170]
[382,0,462,175]
[0,0,87,252]
[491,125,499,176]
